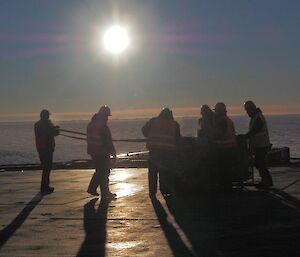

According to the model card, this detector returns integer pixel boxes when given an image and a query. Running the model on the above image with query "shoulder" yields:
[144,117,156,126]
[173,120,180,127]
[253,113,264,123]
[226,116,234,123]
[149,117,157,123]
[48,120,56,128]
[34,120,43,129]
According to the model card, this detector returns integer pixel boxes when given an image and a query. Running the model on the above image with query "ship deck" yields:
[0,166,299,257]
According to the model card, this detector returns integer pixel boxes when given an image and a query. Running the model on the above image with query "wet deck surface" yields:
[0,167,299,257]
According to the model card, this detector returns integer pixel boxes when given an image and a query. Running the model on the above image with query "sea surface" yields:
[0,115,299,165]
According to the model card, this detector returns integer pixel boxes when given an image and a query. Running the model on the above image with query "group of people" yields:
[34,100,273,198]
[198,101,273,191]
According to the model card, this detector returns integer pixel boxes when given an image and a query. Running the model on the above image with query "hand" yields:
[54,126,60,136]
[109,154,116,168]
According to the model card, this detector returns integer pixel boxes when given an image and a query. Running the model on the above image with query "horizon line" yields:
[1,104,300,122]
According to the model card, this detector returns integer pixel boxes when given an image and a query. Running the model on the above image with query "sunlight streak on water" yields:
[113,182,144,198]
[110,169,136,182]
[107,241,142,250]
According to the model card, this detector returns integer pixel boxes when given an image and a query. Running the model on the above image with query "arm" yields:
[51,125,60,137]
[141,119,153,138]
[246,117,263,137]
[103,126,116,156]
[47,121,60,137]
[197,118,203,137]
[175,122,181,145]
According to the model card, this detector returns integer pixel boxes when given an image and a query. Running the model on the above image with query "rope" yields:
[60,134,87,141]
[59,129,147,143]
[59,128,86,136]
[113,139,146,143]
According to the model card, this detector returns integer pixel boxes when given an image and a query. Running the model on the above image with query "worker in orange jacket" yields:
[213,102,238,191]
[87,105,116,199]
[142,108,181,199]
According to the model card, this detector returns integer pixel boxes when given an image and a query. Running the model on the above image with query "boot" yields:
[256,176,273,189]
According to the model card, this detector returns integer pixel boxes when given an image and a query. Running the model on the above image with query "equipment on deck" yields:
[58,127,255,194]
[175,135,254,195]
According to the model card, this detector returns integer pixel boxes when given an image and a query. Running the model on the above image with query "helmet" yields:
[98,105,111,117]
[159,107,173,119]
[214,102,227,115]
[200,104,211,115]
[244,100,256,111]
[244,100,257,117]
[40,109,50,120]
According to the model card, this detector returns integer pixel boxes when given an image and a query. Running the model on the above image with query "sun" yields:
[102,25,130,55]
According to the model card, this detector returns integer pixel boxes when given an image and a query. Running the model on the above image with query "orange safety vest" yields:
[147,118,177,151]
[87,121,108,157]
[215,116,237,149]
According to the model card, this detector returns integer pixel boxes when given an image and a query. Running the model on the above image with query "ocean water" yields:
[0,115,299,165]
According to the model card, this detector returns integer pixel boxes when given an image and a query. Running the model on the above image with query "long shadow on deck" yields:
[156,190,300,257]
[0,193,43,249]
[76,198,109,257]
[152,198,195,257]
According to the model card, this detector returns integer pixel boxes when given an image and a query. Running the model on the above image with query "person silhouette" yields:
[34,109,59,194]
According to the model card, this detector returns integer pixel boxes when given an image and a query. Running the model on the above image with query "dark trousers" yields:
[254,147,272,180]
[148,151,177,196]
[39,151,53,190]
[87,156,111,195]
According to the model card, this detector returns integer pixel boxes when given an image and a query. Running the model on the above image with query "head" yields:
[214,102,227,116]
[97,105,111,120]
[200,104,213,117]
[159,107,173,120]
[244,100,257,117]
[40,109,50,121]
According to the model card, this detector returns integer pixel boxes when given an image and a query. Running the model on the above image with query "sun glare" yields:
[103,25,130,55]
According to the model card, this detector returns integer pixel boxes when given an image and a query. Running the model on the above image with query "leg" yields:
[39,152,53,191]
[148,155,158,198]
[159,153,177,195]
[217,149,234,191]
[99,157,111,196]
[87,156,102,194]
[254,147,273,187]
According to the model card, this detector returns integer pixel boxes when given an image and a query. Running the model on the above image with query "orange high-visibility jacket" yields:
[147,118,177,151]
[87,121,112,157]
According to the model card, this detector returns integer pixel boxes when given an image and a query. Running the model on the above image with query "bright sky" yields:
[0,0,299,121]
